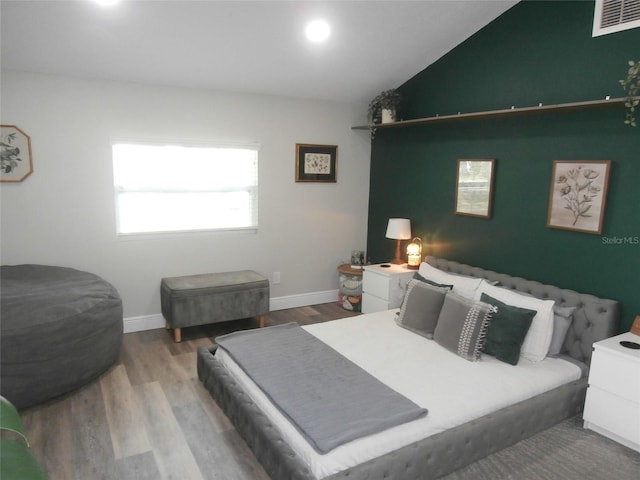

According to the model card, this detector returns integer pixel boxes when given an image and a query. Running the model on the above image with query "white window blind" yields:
[593,0,640,36]
[113,142,258,235]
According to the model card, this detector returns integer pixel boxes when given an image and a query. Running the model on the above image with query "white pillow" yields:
[418,262,483,299]
[475,281,555,362]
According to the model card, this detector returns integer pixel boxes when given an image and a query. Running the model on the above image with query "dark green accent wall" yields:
[366,1,640,332]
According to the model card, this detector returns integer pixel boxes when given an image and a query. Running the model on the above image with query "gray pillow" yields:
[548,305,576,356]
[395,280,448,338]
[434,292,493,361]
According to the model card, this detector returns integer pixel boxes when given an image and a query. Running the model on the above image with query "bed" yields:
[197,257,619,480]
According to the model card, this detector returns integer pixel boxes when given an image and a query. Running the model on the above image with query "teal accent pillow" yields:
[481,293,536,365]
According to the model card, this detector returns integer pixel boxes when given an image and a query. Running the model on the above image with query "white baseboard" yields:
[269,289,338,311]
[123,313,165,333]
[123,289,339,334]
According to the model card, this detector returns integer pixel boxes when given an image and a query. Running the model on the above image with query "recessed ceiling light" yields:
[305,20,331,43]
[92,0,121,6]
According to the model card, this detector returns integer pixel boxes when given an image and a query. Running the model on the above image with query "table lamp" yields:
[385,218,411,264]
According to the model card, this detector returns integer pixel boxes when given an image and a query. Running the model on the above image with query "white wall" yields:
[0,72,371,329]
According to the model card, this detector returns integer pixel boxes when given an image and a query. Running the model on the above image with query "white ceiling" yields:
[0,0,517,104]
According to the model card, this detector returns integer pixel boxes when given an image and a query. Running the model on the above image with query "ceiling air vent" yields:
[593,0,640,36]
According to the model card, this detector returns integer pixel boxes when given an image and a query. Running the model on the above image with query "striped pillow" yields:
[434,292,493,361]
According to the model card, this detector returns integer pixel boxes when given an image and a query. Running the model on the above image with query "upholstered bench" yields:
[160,270,269,342]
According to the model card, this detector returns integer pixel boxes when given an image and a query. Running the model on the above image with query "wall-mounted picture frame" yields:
[546,160,611,235]
[295,143,337,183]
[454,159,495,218]
[1,125,33,183]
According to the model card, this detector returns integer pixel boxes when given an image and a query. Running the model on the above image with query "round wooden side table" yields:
[337,263,363,312]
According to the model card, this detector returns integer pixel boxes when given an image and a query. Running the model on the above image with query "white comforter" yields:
[216,310,582,479]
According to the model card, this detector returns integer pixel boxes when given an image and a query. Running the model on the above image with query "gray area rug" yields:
[441,416,640,480]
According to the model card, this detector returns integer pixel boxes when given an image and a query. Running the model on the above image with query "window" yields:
[593,0,640,36]
[113,142,258,235]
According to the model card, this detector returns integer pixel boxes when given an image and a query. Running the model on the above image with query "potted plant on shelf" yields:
[620,59,639,127]
[367,89,401,138]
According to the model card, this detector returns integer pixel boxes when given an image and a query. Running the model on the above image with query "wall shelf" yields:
[351,97,630,130]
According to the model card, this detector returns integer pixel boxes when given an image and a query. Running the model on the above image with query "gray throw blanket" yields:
[216,322,428,453]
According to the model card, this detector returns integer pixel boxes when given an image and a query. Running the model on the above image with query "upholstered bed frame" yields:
[197,257,620,480]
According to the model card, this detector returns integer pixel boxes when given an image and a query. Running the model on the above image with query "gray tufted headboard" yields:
[425,256,620,365]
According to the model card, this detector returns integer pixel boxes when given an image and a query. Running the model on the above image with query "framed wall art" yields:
[454,159,495,218]
[295,143,337,183]
[546,160,611,235]
[1,125,33,183]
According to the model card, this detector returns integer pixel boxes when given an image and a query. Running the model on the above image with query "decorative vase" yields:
[381,108,395,124]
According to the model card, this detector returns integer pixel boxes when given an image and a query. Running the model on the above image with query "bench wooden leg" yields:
[174,327,182,343]
[258,315,265,328]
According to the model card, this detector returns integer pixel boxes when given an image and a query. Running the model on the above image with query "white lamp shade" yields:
[385,218,411,240]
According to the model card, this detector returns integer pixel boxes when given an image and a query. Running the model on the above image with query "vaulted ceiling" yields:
[0,0,517,103]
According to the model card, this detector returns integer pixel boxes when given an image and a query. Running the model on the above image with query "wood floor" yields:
[19,303,359,480]
[19,303,640,480]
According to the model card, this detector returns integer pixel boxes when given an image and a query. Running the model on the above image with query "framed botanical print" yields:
[295,144,337,183]
[546,160,611,234]
[1,125,33,183]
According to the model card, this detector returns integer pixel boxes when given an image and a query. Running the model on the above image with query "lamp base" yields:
[406,264,419,270]
[390,239,405,265]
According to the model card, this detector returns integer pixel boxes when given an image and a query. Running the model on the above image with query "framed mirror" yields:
[455,159,495,218]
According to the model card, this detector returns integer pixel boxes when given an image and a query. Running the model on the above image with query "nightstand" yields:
[361,263,415,314]
[583,332,640,452]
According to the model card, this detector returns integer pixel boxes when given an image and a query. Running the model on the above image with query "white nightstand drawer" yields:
[589,348,640,403]
[584,386,640,446]
[362,264,414,314]
[362,293,391,314]
[363,270,393,300]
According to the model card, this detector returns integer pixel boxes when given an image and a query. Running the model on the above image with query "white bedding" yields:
[216,310,582,479]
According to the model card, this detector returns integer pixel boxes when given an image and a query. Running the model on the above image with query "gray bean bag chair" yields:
[1,265,123,410]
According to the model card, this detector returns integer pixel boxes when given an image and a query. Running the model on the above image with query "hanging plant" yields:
[619,60,639,127]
